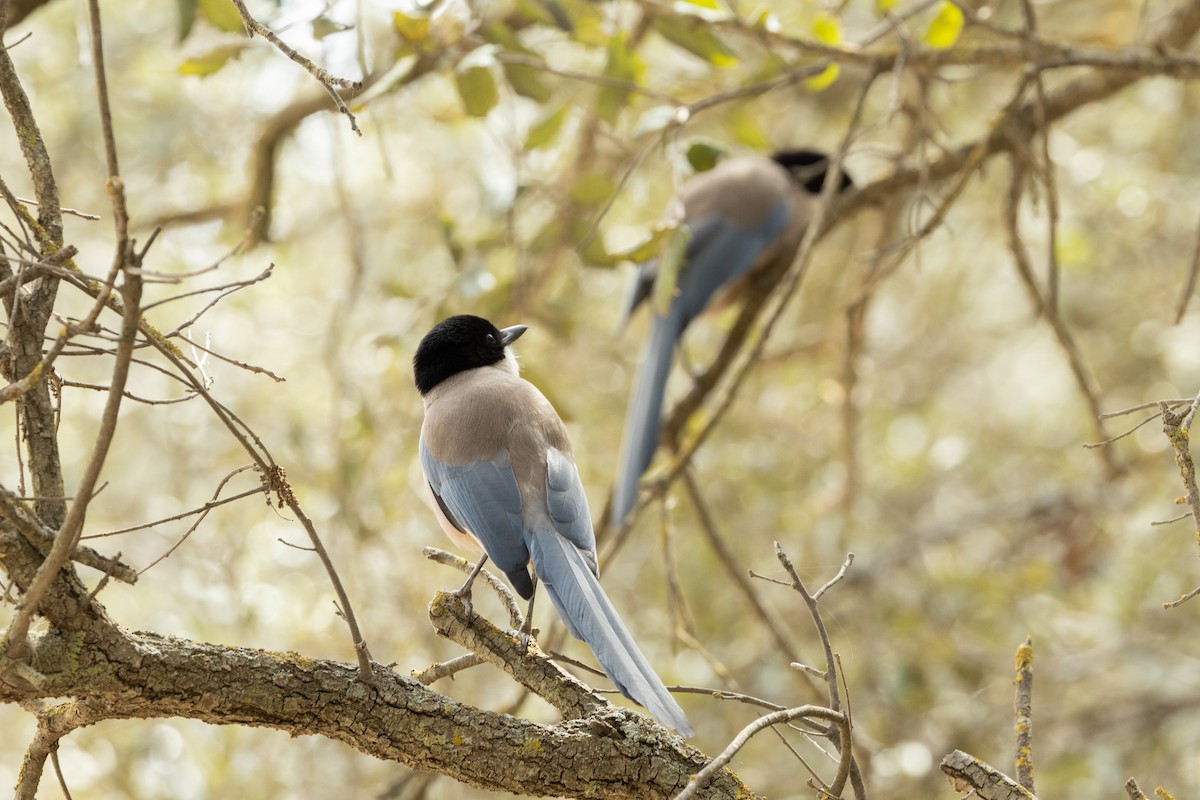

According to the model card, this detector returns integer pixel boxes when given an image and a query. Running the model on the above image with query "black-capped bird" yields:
[611,149,854,525]
[414,314,693,737]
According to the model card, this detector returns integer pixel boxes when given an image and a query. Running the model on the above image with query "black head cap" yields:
[772,149,855,195]
[413,315,528,396]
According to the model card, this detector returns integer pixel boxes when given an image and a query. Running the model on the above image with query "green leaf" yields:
[455,66,500,117]
[686,141,726,172]
[653,224,692,316]
[392,10,430,44]
[502,62,552,101]
[198,0,245,34]
[924,2,964,49]
[311,16,353,40]
[568,172,616,207]
[178,43,247,77]
[177,0,199,42]
[652,15,736,67]
[524,105,569,150]
[596,34,642,124]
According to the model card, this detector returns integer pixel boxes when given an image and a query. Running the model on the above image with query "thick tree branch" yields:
[0,624,752,800]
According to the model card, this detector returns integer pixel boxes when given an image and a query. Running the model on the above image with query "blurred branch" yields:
[1175,212,1200,324]
[1005,155,1118,478]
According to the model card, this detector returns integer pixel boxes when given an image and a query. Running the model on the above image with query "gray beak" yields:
[499,324,529,347]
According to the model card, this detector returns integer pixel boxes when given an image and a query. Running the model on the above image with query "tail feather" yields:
[528,531,693,737]
[612,309,684,526]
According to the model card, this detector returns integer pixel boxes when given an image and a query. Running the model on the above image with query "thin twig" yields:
[673,705,847,800]
[422,546,524,629]
[1014,636,1034,793]
[1175,212,1200,323]
[229,0,362,135]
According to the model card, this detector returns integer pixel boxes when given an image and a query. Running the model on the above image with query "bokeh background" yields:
[3,0,1200,796]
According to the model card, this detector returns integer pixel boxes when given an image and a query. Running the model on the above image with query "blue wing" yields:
[612,202,790,525]
[419,438,530,581]
[545,447,597,574]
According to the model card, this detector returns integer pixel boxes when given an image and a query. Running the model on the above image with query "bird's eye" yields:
[486,333,497,344]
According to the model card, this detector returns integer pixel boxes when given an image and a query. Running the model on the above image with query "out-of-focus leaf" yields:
[653,224,692,316]
[393,10,430,44]
[481,22,554,101]
[597,33,643,124]
[178,43,247,77]
[613,224,675,263]
[876,0,898,13]
[924,2,964,49]
[177,0,199,42]
[199,0,245,34]
[806,13,842,90]
[652,15,736,67]
[807,63,840,91]
[679,0,721,9]
[686,141,726,172]
[729,103,769,149]
[811,13,842,45]
[524,105,569,150]
[568,172,616,207]
[503,62,552,101]
[633,105,681,138]
[456,66,500,117]
[311,16,353,40]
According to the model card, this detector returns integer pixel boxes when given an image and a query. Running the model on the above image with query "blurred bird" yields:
[414,314,693,737]
[611,149,854,525]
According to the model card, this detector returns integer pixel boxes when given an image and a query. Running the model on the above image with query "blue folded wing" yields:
[419,439,529,578]
[545,447,597,573]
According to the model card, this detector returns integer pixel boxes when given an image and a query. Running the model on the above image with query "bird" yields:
[611,149,854,525]
[413,314,694,737]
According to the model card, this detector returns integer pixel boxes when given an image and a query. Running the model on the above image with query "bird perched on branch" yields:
[611,149,854,525]
[414,314,693,737]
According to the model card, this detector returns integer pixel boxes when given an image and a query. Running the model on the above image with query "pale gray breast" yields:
[681,156,792,229]
[421,367,574,506]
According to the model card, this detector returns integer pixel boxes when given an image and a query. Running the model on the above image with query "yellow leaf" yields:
[198,0,244,34]
[876,0,898,13]
[393,10,430,44]
[178,43,246,77]
[806,63,840,91]
[924,2,964,49]
[811,13,842,45]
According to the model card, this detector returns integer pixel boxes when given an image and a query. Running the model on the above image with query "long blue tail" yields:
[527,530,693,737]
[612,308,684,526]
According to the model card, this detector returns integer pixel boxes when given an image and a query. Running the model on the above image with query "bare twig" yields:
[941,750,1035,799]
[412,653,485,685]
[422,546,523,629]
[5,0,139,662]
[229,0,363,135]
[1014,637,1034,793]
[673,705,847,800]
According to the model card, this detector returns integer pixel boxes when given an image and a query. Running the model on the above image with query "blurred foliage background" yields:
[3,0,1200,797]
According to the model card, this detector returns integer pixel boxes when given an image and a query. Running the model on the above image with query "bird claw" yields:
[453,587,475,621]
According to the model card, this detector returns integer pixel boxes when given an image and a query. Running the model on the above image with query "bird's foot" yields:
[452,587,475,620]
